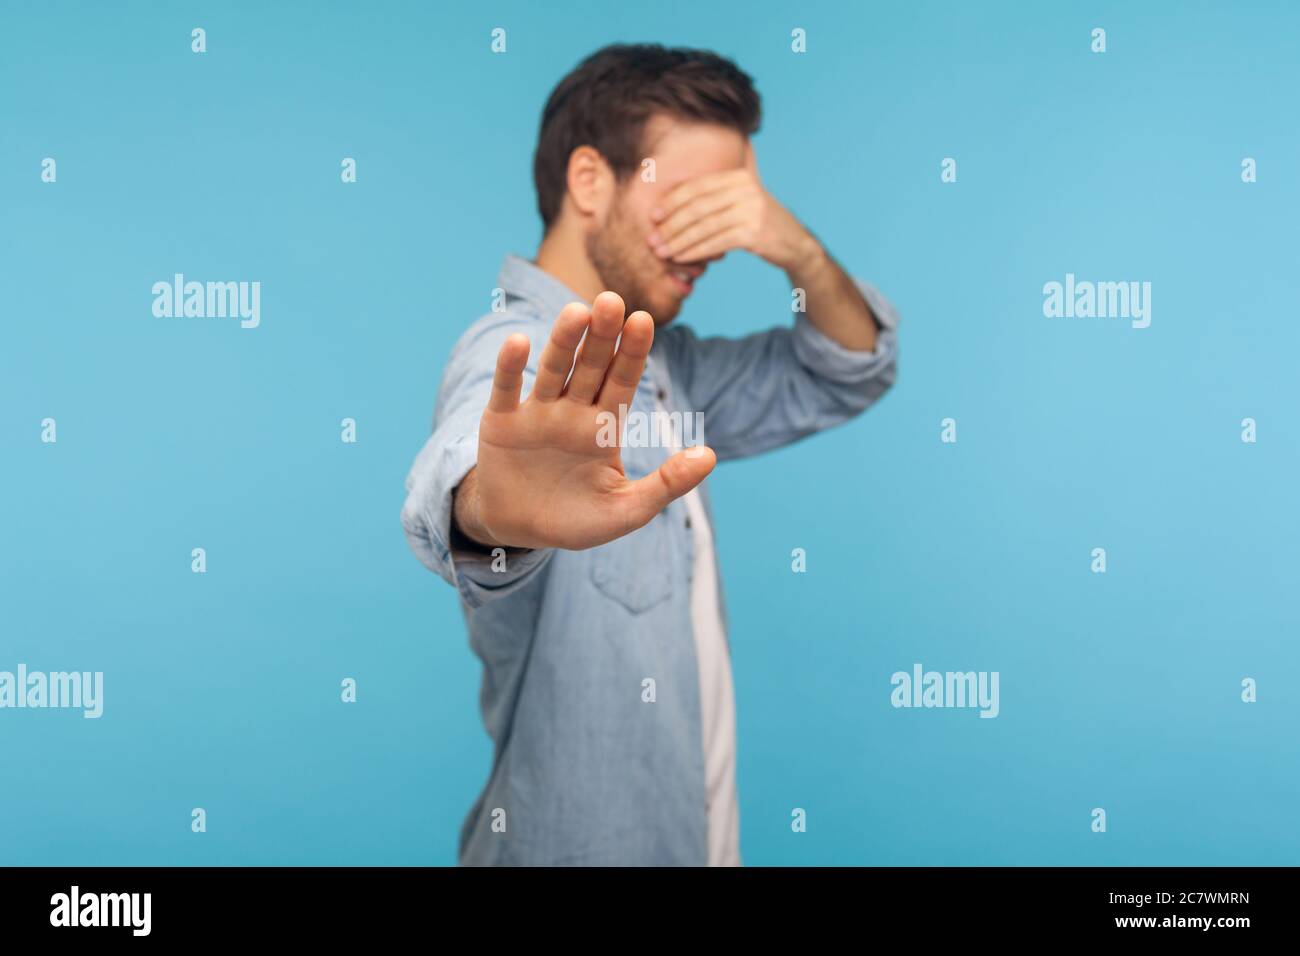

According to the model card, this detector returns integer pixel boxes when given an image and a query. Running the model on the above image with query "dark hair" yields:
[533,43,762,230]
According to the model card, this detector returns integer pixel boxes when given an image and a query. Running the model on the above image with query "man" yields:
[402,43,899,866]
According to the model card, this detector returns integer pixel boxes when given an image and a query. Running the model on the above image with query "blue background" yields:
[3,0,1297,865]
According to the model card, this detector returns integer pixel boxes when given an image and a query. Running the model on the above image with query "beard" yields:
[585,199,682,325]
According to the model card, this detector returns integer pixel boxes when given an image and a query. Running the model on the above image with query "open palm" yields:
[472,291,716,551]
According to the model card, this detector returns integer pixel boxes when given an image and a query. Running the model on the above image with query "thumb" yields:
[621,445,717,532]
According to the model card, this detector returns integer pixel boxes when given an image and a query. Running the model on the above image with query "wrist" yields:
[452,476,507,550]
[782,226,826,281]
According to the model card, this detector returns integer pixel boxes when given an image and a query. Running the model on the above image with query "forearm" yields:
[783,231,878,352]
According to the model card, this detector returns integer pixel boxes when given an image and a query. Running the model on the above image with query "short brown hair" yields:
[533,43,762,231]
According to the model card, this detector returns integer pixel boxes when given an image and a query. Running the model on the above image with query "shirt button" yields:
[657,388,666,401]
[685,516,692,529]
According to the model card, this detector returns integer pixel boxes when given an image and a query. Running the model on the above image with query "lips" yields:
[667,265,704,297]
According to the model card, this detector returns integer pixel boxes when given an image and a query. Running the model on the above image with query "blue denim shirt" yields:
[402,254,899,865]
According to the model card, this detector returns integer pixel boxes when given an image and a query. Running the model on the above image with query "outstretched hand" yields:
[457,291,716,551]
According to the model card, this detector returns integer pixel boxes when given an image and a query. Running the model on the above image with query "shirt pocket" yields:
[590,510,674,615]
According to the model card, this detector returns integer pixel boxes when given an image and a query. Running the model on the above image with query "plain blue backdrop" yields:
[3,0,1298,865]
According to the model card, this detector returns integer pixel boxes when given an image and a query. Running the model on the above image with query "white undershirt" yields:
[682,485,741,866]
[658,396,741,866]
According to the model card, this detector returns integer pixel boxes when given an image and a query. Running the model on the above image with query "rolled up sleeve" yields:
[792,279,899,390]
[400,319,554,610]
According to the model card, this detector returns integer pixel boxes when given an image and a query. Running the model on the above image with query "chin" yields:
[647,296,681,326]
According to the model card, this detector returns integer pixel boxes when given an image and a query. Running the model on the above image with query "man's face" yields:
[586,115,748,325]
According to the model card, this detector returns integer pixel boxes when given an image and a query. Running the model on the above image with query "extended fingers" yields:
[531,301,591,402]
[487,333,530,412]
[564,291,626,404]
[596,310,654,411]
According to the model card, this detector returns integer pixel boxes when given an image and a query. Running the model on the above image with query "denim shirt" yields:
[401,254,899,865]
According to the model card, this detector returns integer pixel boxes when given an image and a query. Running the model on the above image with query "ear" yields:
[565,145,616,222]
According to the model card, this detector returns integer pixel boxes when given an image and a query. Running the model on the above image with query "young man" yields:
[401,43,899,866]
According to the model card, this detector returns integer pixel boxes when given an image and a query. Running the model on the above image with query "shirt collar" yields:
[496,254,586,318]
[495,253,664,394]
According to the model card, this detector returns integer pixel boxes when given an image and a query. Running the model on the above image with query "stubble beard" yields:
[585,202,680,326]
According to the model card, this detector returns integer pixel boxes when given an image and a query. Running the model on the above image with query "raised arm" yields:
[645,142,899,461]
